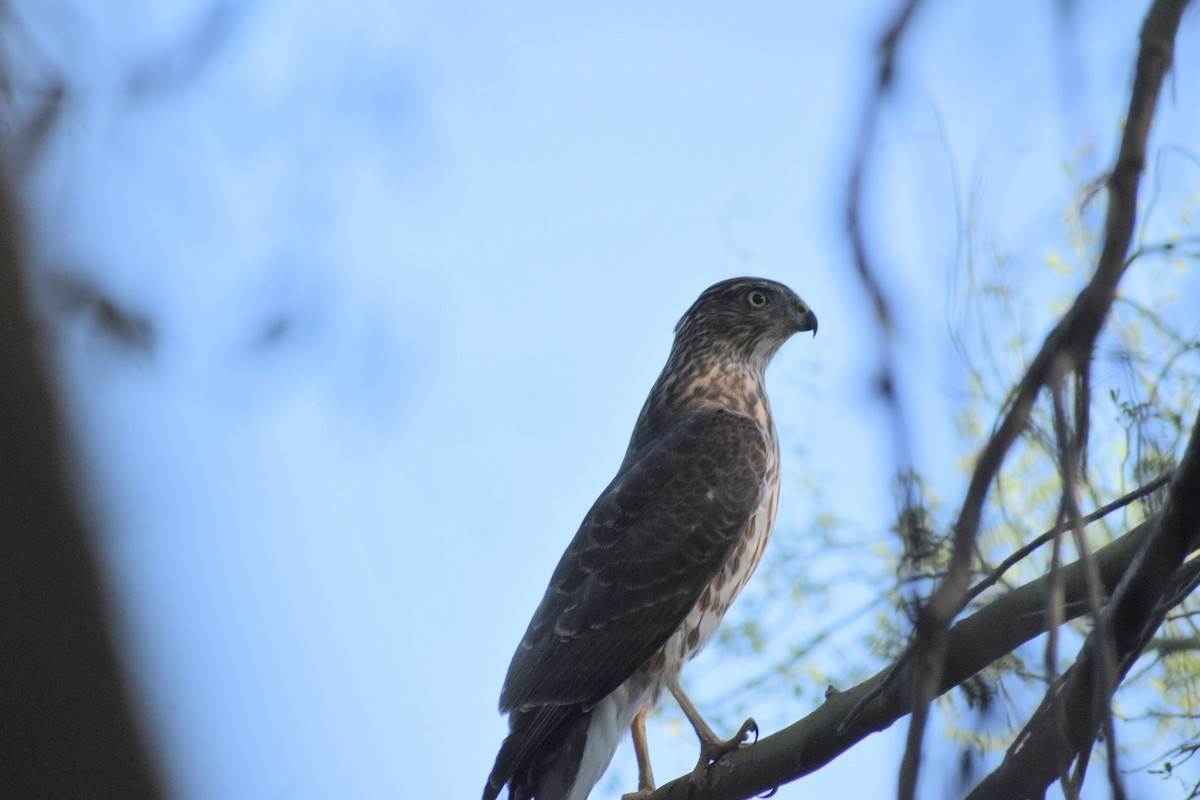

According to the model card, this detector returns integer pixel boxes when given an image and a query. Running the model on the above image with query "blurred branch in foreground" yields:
[0,179,163,798]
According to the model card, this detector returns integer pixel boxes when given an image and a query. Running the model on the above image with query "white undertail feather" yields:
[566,682,654,800]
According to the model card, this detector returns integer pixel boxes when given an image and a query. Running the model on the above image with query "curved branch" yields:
[967,402,1200,799]
[904,0,1192,791]
[644,519,1156,800]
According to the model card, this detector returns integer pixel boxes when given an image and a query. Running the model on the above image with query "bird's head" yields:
[673,277,817,369]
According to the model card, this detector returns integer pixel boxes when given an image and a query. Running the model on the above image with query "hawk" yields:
[484,277,817,800]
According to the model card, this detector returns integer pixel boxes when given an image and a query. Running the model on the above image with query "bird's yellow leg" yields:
[621,705,657,800]
[668,676,758,784]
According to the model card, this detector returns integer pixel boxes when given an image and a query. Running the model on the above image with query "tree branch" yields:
[966,402,1200,799]
[842,0,928,785]
[644,518,1158,800]
[902,0,1192,791]
[964,471,1172,606]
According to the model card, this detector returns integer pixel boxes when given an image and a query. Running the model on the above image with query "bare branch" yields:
[643,519,1158,800]
[1053,374,1125,799]
[903,0,1192,793]
[964,472,1171,605]
[1147,634,1200,657]
[966,399,1200,799]
[843,3,926,659]
[842,0,928,787]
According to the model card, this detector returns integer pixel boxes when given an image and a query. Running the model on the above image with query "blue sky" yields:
[4,1,1199,798]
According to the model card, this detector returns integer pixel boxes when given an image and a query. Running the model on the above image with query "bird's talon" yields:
[688,715,760,789]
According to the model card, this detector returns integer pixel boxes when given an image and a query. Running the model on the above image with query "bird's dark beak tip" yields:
[789,305,817,338]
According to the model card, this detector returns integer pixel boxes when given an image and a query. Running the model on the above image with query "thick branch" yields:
[644,520,1155,800]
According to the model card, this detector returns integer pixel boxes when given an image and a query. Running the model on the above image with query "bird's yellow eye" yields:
[747,290,769,308]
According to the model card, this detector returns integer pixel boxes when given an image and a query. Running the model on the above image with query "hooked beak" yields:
[791,302,818,338]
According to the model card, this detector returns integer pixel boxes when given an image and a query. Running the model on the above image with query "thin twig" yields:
[964,471,1171,605]
[1053,376,1127,800]
[906,2,1191,791]
[843,0,923,588]
[967,403,1200,798]
[840,471,1172,736]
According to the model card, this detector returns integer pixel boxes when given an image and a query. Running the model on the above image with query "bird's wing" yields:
[499,407,769,713]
